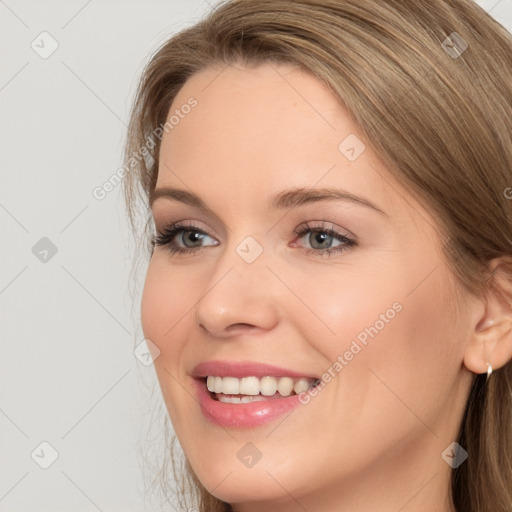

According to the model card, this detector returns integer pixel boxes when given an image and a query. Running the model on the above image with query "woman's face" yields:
[141,61,477,510]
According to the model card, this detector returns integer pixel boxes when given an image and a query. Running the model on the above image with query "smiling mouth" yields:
[202,375,321,404]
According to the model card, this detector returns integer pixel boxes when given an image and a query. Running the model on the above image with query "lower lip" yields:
[193,378,305,428]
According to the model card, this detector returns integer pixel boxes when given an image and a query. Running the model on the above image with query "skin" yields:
[140,61,512,512]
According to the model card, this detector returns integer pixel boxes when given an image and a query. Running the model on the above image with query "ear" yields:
[463,257,512,375]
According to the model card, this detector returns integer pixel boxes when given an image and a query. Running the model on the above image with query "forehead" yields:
[155,62,418,223]
[160,61,348,165]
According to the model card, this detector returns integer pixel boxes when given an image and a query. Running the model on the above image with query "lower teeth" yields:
[215,393,294,404]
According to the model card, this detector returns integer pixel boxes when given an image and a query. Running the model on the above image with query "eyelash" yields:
[151,220,357,258]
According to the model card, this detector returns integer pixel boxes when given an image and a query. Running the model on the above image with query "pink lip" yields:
[193,378,306,428]
[191,360,318,428]
[191,359,318,379]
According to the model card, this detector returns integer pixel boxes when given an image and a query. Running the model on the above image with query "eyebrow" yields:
[149,186,387,216]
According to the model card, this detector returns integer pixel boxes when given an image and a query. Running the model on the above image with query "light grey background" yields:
[1,1,511,511]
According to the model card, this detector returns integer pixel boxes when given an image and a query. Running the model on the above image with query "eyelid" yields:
[152,208,227,238]
[294,220,357,241]
[154,219,355,240]
[154,219,217,237]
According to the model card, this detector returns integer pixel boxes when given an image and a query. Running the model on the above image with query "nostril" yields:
[226,323,256,332]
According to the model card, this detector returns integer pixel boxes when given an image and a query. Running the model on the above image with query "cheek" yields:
[287,259,461,419]
[339,264,463,431]
[283,263,405,360]
[307,254,460,366]
[140,258,193,353]
[140,259,199,430]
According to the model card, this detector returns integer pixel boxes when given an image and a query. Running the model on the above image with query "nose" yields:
[194,248,280,338]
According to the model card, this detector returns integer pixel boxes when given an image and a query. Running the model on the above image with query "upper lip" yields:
[192,360,318,380]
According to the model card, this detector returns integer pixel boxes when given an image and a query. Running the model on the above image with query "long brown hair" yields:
[123,1,512,510]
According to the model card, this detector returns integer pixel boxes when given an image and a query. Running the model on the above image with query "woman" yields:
[123,1,512,510]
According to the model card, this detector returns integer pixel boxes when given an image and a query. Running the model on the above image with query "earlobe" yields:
[463,259,512,376]
[463,318,512,375]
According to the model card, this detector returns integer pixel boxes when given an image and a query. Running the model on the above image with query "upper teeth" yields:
[206,376,316,396]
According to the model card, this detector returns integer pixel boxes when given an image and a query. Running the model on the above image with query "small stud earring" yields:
[486,362,493,382]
